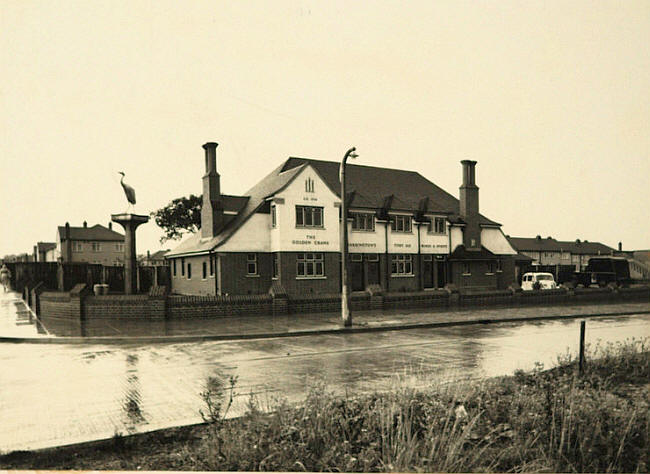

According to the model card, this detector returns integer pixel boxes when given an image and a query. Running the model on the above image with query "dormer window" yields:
[428,217,446,234]
[351,212,375,232]
[390,215,412,233]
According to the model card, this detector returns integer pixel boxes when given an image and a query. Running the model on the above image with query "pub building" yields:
[166,142,518,296]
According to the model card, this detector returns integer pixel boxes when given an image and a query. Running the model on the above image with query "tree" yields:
[151,194,202,243]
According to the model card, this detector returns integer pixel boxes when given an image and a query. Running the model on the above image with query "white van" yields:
[521,272,557,291]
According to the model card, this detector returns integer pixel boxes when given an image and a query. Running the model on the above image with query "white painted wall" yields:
[218,213,271,252]
[418,219,450,254]
[481,228,517,255]
[450,226,463,251]
[348,219,386,253]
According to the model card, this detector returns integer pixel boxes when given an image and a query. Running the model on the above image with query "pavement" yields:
[1,289,649,343]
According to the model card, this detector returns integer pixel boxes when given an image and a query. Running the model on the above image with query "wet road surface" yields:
[1,310,649,452]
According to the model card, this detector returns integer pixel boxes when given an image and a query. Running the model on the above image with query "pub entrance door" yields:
[366,253,380,286]
[436,259,447,288]
[423,255,434,289]
[350,254,365,291]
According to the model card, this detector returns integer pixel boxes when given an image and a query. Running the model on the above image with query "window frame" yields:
[202,261,207,280]
[271,204,277,228]
[173,259,177,276]
[295,205,324,229]
[389,215,412,233]
[296,252,325,279]
[187,262,192,280]
[91,242,102,253]
[428,217,446,234]
[390,254,414,276]
[246,253,258,276]
[272,253,279,279]
[72,242,83,252]
[462,263,471,276]
[350,212,375,232]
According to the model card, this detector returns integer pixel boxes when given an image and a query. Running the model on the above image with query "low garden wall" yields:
[30,285,650,329]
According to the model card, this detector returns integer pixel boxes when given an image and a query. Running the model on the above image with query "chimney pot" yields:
[108,222,112,230]
[202,142,219,174]
[618,242,622,251]
[83,221,87,228]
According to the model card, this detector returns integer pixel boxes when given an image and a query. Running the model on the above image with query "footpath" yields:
[1,288,649,343]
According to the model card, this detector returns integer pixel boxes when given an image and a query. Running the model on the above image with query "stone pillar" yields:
[111,213,149,295]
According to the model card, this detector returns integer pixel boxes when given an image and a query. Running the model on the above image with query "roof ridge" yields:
[285,156,421,174]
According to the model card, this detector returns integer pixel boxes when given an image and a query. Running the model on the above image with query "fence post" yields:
[579,320,586,374]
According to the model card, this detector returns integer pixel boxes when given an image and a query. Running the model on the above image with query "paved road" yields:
[1,309,649,453]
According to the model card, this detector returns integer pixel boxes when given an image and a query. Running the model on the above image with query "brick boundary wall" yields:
[167,294,274,318]
[30,285,650,326]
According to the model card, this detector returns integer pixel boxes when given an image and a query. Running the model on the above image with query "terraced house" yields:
[166,142,518,296]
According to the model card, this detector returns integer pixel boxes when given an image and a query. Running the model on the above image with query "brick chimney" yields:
[65,222,72,262]
[201,142,223,238]
[459,160,480,251]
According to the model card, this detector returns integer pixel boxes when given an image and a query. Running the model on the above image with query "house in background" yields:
[33,242,57,262]
[507,236,614,271]
[141,249,170,266]
[166,142,518,296]
[55,221,125,265]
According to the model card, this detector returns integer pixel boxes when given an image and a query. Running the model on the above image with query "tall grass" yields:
[192,337,649,472]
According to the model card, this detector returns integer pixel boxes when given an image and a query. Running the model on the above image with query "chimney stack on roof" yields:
[83,221,87,228]
[201,142,223,239]
[64,222,72,263]
[459,160,480,251]
[618,242,622,251]
[108,222,112,230]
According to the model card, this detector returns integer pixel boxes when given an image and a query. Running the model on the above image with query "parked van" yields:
[521,272,557,290]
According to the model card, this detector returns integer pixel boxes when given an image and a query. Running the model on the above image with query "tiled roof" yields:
[36,242,56,252]
[148,249,170,260]
[167,163,304,257]
[507,236,614,255]
[168,158,502,257]
[282,157,499,225]
[449,245,497,260]
[57,224,124,242]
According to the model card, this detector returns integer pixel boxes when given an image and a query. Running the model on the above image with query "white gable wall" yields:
[272,165,341,252]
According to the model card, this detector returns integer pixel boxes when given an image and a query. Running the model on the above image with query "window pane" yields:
[297,262,305,276]
[315,262,323,275]
[306,262,314,275]
[306,253,313,260]
[314,208,322,226]
[296,207,303,226]
[305,210,313,226]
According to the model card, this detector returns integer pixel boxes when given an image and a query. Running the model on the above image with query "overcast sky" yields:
[2,0,649,256]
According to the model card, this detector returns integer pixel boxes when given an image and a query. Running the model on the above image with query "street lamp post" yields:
[340,146,357,327]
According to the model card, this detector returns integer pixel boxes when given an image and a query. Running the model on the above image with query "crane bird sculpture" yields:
[118,171,136,213]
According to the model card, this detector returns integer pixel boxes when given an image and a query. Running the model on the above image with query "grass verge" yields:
[1,338,648,472]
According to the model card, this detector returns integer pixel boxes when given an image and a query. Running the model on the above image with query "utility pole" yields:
[340,146,357,327]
